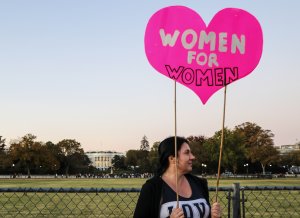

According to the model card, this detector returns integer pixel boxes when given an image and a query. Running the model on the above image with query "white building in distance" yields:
[85,151,125,171]
[276,143,300,155]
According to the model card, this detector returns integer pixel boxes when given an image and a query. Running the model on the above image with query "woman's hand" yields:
[170,207,185,218]
[211,202,222,218]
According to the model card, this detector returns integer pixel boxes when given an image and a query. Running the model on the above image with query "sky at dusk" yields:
[1,1,300,152]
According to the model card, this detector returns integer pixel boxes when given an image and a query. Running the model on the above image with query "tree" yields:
[0,136,6,151]
[140,135,150,151]
[125,150,139,167]
[286,150,300,166]
[202,128,247,175]
[148,141,160,173]
[234,122,278,174]
[225,130,247,174]
[125,149,150,173]
[112,155,126,170]
[8,134,44,178]
[44,141,60,173]
[202,136,220,174]
[234,122,274,149]
[248,144,279,174]
[68,152,91,174]
[137,150,150,173]
[187,135,208,174]
[56,139,86,177]
[0,136,9,172]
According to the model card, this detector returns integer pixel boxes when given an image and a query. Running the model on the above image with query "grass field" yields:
[0,177,299,188]
[0,177,299,217]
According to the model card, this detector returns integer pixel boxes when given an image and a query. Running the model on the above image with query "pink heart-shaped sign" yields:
[145,6,263,104]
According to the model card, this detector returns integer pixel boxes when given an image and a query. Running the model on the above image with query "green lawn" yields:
[0,177,299,217]
[0,177,299,188]
[0,178,145,188]
[207,177,300,187]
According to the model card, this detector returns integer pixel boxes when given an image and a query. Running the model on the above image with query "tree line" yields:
[0,134,92,177]
[113,122,300,175]
[1,122,300,177]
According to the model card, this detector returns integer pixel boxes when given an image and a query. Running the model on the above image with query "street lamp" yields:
[201,163,207,175]
[244,163,249,177]
[12,164,15,178]
[54,164,57,178]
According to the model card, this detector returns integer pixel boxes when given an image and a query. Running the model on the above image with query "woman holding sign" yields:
[134,136,221,218]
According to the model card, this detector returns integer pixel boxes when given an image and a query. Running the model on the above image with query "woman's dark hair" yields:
[156,136,189,176]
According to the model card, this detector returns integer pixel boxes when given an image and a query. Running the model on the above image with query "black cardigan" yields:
[133,174,211,218]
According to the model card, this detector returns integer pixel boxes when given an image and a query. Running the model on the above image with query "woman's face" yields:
[177,142,195,173]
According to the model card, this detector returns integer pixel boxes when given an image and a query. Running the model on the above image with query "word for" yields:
[187,51,218,67]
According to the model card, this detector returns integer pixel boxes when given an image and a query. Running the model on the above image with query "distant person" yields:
[134,136,221,218]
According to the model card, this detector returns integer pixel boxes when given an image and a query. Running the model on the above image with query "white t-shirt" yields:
[159,176,210,218]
